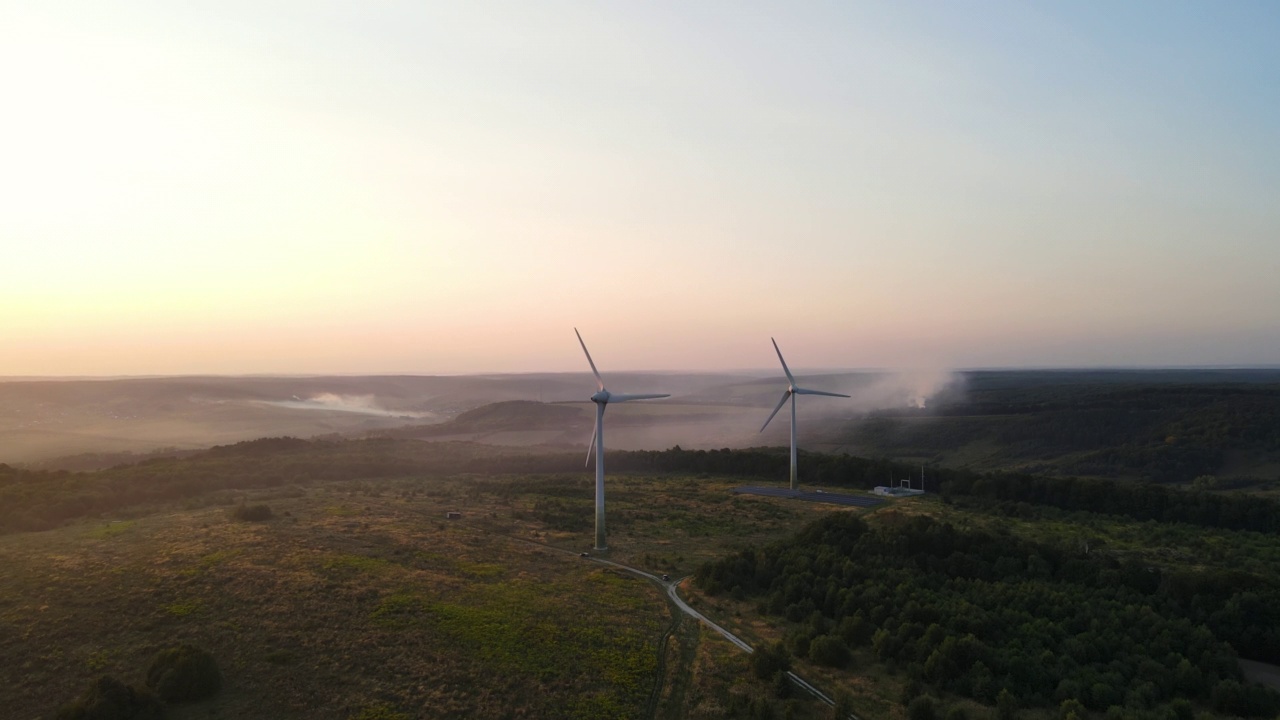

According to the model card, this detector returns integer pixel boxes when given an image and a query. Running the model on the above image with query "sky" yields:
[2,1,1279,375]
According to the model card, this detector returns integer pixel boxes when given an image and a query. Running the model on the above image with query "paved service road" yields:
[477,528,858,718]
[585,555,855,717]
[590,556,753,653]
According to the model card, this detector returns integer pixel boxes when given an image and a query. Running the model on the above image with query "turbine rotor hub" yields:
[591,390,610,404]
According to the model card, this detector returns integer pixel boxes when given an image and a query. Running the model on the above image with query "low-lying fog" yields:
[254,393,436,419]
[0,370,962,468]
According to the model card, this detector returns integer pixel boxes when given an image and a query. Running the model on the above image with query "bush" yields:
[1166,699,1194,720]
[56,675,165,720]
[907,696,939,720]
[807,635,850,668]
[996,688,1018,720]
[229,503,273,521]
[785,629,811,659]
[900,678,924,704]
[772,670,792,699]
[750,642,791,680]
[145,645,221,703]
[1210,678,1280,718]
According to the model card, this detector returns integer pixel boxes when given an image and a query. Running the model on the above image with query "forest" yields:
[696,512,1280,718]
[838,372,1280,482]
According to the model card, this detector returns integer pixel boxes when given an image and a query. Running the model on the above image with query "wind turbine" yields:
[576,329,668,551]
[759,338,850,491]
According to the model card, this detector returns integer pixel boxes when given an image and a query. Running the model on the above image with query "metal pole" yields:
[790,394,798,490]
[594,402,607,550]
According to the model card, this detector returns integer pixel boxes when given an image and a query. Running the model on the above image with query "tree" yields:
[1166,698,1194,720]
[837,614,872,647]
[1191,475,1218,491]
[1059,698,1086,720]
[996,688,1018,720]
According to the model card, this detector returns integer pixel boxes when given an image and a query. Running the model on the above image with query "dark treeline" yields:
[942,472,1280,535]
[696,513,1280,718]
[612,447,1280,536]
[609,446,944,488]
[853,379,1280,482]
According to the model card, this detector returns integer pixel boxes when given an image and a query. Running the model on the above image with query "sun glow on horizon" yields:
[3,2,1279,376]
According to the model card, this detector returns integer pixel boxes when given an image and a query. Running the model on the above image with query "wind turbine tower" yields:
[576,329,669,551]
[759,338,850,490]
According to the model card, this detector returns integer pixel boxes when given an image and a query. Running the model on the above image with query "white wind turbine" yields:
[759,338,850,491]
[576,329,669,551]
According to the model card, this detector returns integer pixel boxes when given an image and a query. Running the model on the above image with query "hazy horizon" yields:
[5,1,1279,376]
[5,363,1280,382]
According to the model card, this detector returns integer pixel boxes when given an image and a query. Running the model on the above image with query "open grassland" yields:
[0,471,867,719]
[466,474,847,577]
[1,479,669,719]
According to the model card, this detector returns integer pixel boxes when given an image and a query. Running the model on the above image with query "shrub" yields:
[907,696,939,720]
[785,629,811,659]
[900,678,924,704]
[56,675,164,720]
[264,649,296,665]
[807,634,850,668]
[1166,699,1194,720]
[145,645,221,703]
[750,642,791,680]
[771,670,791,699]
[229,503,273,521]
[352,704,411,720]
[996,688,1019,720]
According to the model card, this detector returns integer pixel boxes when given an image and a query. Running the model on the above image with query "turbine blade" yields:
[575,328,604,391]
[793,388,851,398]
[607,393,670,402]
[771,338,796,386]
[585,412,598,467]
[760,390,792,432]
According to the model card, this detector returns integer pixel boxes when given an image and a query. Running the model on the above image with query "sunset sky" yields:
[3,1,1278,375]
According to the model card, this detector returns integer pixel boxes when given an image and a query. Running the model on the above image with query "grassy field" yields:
[0,471,869,719]
[12,455,1274,718]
